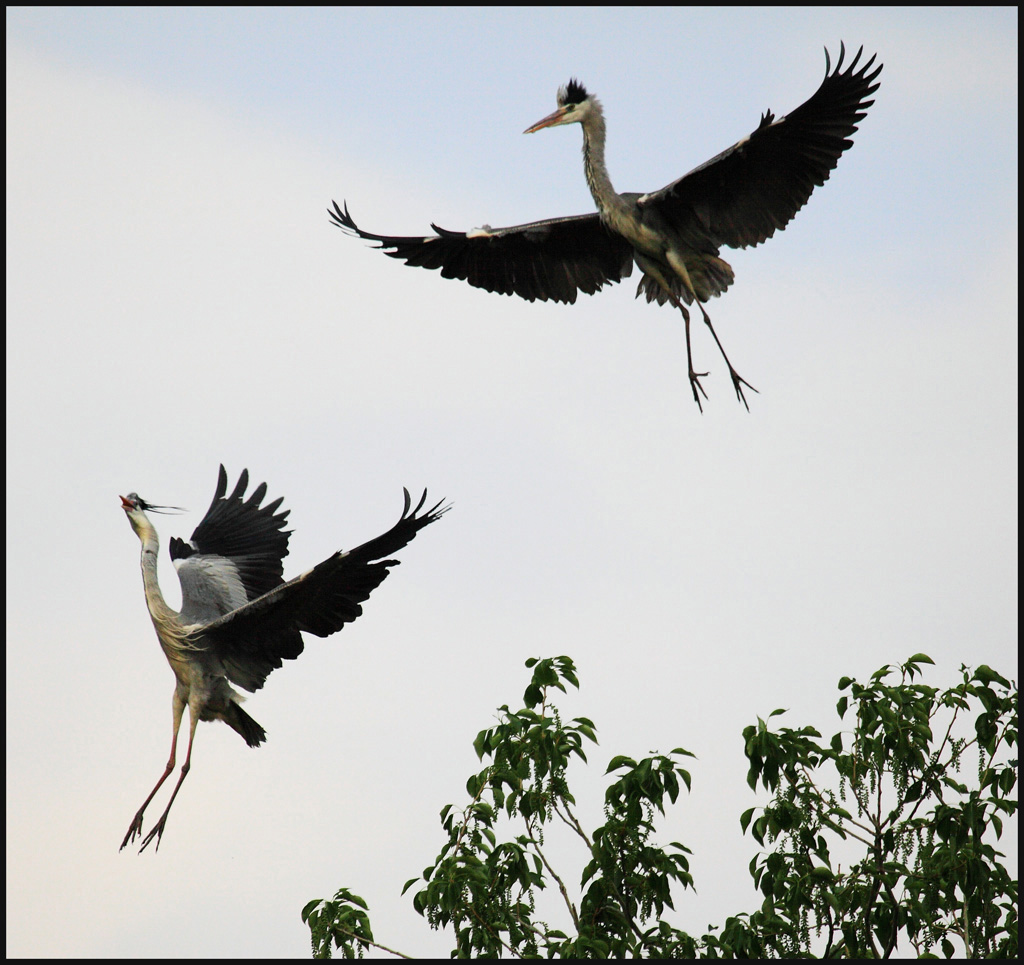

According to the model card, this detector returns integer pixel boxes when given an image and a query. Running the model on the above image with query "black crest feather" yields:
[559,78,589,107]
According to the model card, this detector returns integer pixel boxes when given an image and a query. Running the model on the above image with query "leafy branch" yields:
[304,654,1016,958]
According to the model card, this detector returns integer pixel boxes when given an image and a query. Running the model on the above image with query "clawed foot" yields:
[121,807,169,852]
[688,366,709,412]
[727,366,759,411]
[120,810,147,851]
[138,816,168,853]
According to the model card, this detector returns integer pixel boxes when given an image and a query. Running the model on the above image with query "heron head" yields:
[524,78,594,133]
[120,493,185,516]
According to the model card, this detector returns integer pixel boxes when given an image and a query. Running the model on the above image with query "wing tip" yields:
[825,41,883,88]
[328,198,356,232]
[402,487,451,523]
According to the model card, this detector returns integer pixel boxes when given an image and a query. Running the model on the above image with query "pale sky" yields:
[6,7,1017,958]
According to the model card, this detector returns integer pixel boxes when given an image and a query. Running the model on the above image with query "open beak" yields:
[119,493,184,513]
[524,106,571,134]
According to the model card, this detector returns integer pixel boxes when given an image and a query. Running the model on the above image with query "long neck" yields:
[580,102,628,222]
[136,516,178,629]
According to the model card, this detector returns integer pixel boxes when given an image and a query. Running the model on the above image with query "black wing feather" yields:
[170,465,292,601]
[643,43,882,250]
[330,201,633,304]
[194,489,448,692]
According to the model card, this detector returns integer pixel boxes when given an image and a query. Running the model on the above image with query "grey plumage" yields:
[332,44,882,410]
[119,466,447,852]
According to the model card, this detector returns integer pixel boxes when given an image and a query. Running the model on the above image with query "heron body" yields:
[120,466,447,852]
[331,44,882,409]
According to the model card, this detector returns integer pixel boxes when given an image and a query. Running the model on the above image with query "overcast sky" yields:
[6,7,1017,958]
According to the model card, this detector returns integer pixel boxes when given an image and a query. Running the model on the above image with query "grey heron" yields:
[119,466,447,852]
[331,44,881,410]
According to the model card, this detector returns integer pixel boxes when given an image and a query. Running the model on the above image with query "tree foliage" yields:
[302,654,1017,958]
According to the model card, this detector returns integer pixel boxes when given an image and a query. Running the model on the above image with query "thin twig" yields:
[553,799,593,849]
[326,923,413,960]
[527,828,581,931]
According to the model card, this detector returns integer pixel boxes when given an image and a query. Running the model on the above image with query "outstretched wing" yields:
[193,489,449,692]
[330,201,634,303]
[171,465,292,625]
[640,43,882,250]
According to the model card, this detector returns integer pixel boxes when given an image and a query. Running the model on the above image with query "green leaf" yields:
[301,898,323,920]
[605,754,637,774]
[975,664,1009,688]
[306,653,1020,961]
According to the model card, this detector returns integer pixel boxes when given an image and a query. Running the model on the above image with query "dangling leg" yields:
[636,257,707,410]
[694,300,758,411]
[139,706,199,853]
[121,691,185,850]
[676,301,708,412]
[663,248,757,409]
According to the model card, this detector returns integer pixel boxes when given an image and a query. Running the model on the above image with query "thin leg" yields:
[661,248,755,410]
[139,709,198,853]
[652,279,708,410]
[634,255,710,411]
[695,301,758,411]
[634,255,708,409]
[120,691,185,851]
[677,302,708,412]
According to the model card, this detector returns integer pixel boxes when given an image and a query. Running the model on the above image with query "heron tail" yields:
[225,701,267,748]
